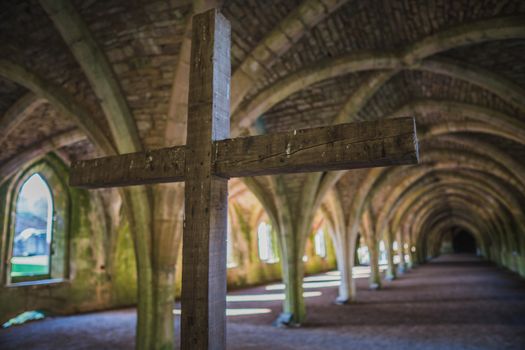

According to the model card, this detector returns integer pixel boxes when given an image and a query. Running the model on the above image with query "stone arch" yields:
[0,130,87,186]
[41,0,141,154]
[0,59,114,155]
[393,100,525,137]
[232,16,525,131]
[393,179,518,256]
[386,169,525,252]
[408,192,506,261]
[378,177,509,272]
[0,93,45,145]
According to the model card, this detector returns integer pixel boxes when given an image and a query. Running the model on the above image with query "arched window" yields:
[5,159,70,285]
[257,222,278,263]
[314,229,326,258]
[357,235,370,265]
[393,240,400,263]
[11,174,53,279]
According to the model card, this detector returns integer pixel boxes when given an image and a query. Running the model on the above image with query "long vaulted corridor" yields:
[2,255,524,350]
[1,1,525,348]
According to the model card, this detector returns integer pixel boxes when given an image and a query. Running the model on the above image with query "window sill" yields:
[6,278,67,288]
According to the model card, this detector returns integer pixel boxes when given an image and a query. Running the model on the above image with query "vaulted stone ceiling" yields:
[1,1,525,345]
[1,0,524,281]
[1,1,524,143]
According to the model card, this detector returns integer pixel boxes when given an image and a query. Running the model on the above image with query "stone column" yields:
[272,176,309,327]
[278,243,306,326]
[335,234,356,304]
[518,254,525,278]
[396,230,406,274]
[368,237,381,290]
[384,231,396,281]
[151,185,184,349]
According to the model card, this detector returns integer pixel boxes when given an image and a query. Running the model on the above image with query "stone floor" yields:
[1,254,524,349]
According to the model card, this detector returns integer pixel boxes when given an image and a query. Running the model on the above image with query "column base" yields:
[335,295,355,305]
[273,312,300,328]
[369,282,381,290]
[385,274,395,281]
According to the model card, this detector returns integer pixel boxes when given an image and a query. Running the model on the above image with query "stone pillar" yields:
[397,231,406,274]
[384,232,396,281]
[517,255,525,278]
[492,243,504,267]
[123,187,154,350]
[405,236,414,269]
[519,233,525,277]
[272,180,308,327]
[152,267,176,349]
[368,237,381,290]
[270,173,323,327]
[505,251,518,272]
[150,184,184,350]
[335,234,356,304]
[276,238,306,326]
[410,244,419,267]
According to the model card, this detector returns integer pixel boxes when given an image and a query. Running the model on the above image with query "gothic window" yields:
[10,174,53,280]
[314,229,326,258]
[357,235,370,265]
[257,222,278,263]
[5,160,70,285]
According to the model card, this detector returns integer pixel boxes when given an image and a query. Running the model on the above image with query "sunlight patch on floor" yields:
[303,280,341,288]
[303,275,340,282]
[227,291,321,302]
[175,267,391,315]
[266,280,341,291]
[173,308,272,316]
[265,267,388,291]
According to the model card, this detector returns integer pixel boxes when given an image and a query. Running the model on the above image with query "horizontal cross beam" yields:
[70,117,418,189]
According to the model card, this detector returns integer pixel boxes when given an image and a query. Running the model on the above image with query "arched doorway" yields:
[452,230,477,254]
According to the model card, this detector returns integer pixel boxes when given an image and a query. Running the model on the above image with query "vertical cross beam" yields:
[181,9,230,350]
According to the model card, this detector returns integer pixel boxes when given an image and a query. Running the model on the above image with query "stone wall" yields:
[0,155,137,324]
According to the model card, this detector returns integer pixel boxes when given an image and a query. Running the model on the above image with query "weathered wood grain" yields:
[69,146,185,188]
[215,117,418,177]
[180,9,230,350]
[70,117,418,188]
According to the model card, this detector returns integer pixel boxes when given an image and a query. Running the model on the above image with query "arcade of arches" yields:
[1,1,524,349]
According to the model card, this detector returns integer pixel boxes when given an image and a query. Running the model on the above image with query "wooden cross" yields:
[70,9,419,350]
